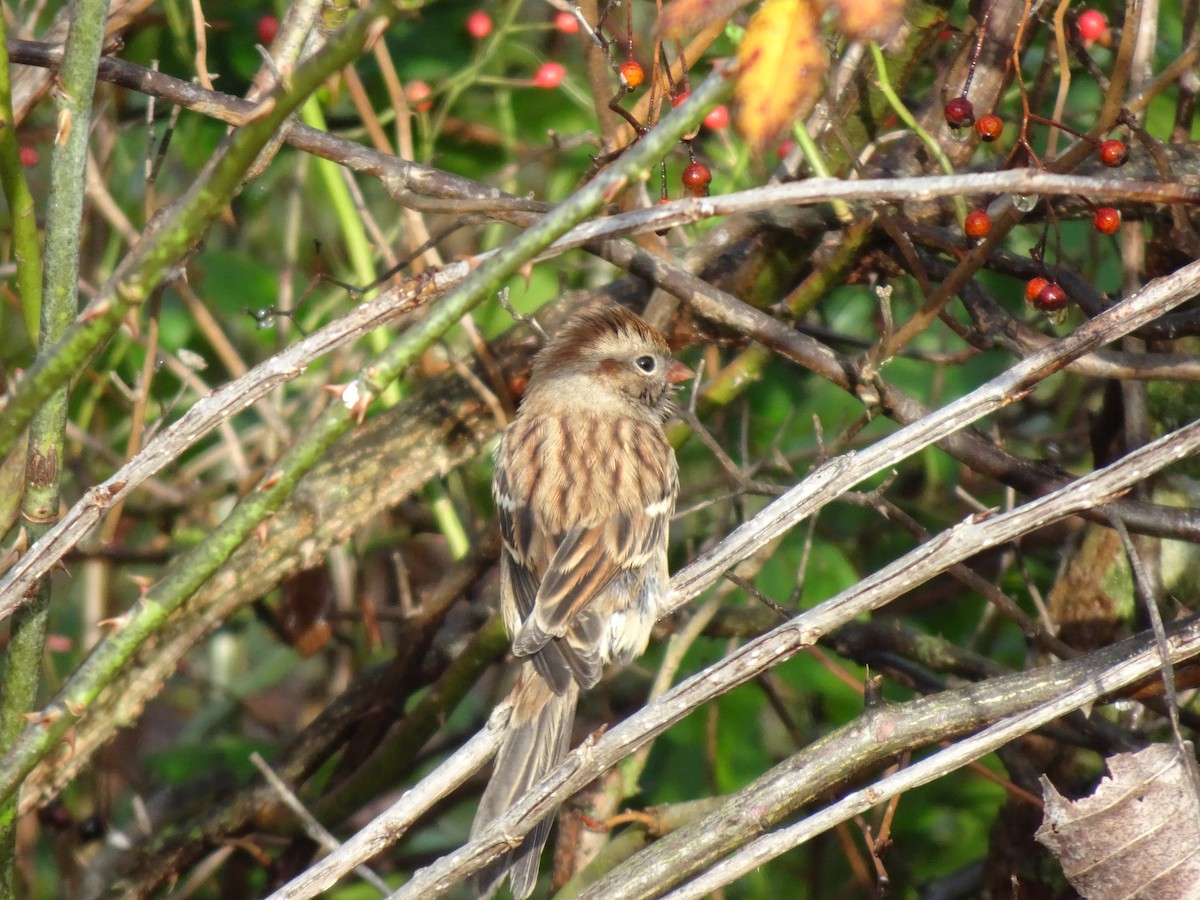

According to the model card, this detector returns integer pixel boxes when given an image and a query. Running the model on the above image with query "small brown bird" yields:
[471,304,691,899]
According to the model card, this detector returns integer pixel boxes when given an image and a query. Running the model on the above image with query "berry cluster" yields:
[582,0,722,203]
[943,8,1132,317]
[394,0,731,208]
[390,1,1133,297]
[1024,277,1068,313]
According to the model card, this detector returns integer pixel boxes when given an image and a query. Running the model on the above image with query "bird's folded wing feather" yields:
[494,414,675,689]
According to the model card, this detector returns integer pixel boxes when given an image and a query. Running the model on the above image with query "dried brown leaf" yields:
[1036,743,1200,899]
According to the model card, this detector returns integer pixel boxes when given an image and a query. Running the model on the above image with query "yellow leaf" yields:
[734,0,827,154]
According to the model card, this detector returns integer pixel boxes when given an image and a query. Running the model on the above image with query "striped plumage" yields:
[471,305,689,899]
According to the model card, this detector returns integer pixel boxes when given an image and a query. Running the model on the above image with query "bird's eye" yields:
[635,355,657,373]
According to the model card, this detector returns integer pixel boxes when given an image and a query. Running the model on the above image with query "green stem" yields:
[428,0,529,155]
[868,42,968,223]
[0,0,109,893]
[426,482,472,561]
[300,96,400,405]
[0,16,43,341]
[791,124,850,221]
[0,65,732,810]
[300,99,378,291]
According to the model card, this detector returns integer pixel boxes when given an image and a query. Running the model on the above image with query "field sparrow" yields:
[471,304,691,898]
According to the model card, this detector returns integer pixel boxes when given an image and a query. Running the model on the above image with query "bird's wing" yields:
[513,473,674,655]
[497,460,586,693]
[497,414,676,690]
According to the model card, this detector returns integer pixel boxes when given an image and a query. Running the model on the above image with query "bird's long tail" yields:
[472,667,578,899]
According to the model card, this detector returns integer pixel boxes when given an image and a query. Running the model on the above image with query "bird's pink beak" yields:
[666,360,694,384]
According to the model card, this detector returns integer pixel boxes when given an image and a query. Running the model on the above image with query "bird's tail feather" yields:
[472,669,578,899]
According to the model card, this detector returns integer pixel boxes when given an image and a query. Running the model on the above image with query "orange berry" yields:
[963,210,991,239]
[975,114,1003,142]
[620,60,644,89]
[1025,277,1050,305]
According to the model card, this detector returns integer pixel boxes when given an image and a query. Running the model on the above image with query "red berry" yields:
[671,90,691,107]
[534,62,566,89]
[1025,277,1050,305]
[1077,9,1109,45]
[681,161,712,196]
[555,11,579,33]
[1035,282,1069,312]
[963,210,991,239]
[466,10,492,39]
[1099,139,1128,167]
[975,113,1003,142]
[620,60,644,89]
[1093,207,1121,234]
[944,96,974,128]
[257,14,278,45]
[704,104,729,130]
[405,81,433,112]
[776,139,796,159]
[18,145,38,167]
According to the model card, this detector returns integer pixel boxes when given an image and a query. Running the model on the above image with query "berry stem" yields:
[625,0,634,58]
[1026,112,1099,146]
[960,2,992,98]
[1043,0,1072,159]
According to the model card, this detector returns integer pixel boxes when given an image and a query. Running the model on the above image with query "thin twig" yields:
[249,753,391,896]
